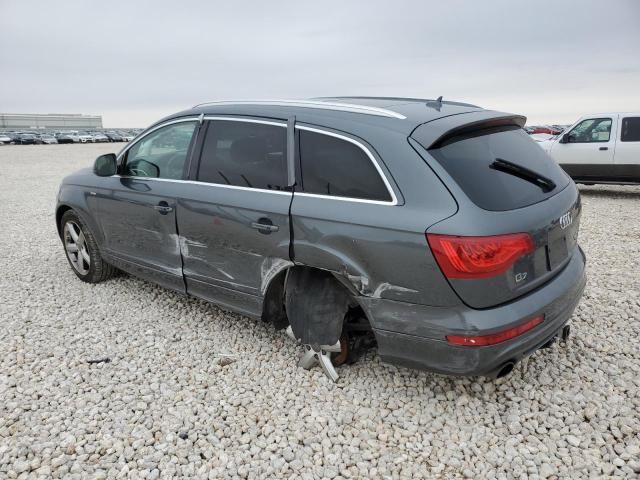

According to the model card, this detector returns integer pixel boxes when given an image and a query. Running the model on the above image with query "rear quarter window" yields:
[417,126,570,211]
[299,129,392,202]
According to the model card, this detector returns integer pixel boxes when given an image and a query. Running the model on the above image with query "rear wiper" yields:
[490,158,556,193]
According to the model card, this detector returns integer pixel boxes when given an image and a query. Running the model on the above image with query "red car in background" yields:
[532,125,564,135]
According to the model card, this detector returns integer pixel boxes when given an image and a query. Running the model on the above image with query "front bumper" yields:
[359,246,586,377]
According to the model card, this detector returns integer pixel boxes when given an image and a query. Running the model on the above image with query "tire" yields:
[60,210,116,283]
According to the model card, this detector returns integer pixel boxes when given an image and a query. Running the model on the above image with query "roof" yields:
[163,97,486,135]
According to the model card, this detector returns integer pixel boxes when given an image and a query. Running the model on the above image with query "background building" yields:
[0,113,102,129]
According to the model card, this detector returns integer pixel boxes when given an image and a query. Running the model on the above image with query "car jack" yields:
[286,326,341,382]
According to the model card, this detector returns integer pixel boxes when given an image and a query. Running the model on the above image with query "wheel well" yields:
[261,269,288,329]
[261,265,369,347]
[56,205,72,237]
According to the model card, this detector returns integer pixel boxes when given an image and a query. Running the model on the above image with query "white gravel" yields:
[0,143,639,479]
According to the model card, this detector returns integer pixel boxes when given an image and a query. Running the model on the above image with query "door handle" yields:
[599,147,608,151]
[251,219,279,233]
[154,201,173,214]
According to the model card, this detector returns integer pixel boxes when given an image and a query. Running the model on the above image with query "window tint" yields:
[621,117,640,142]
[423,127,570,211]
[197,121,287,190]
[567,118,612,143]
[124,122,196,179]
[299,130,391,202]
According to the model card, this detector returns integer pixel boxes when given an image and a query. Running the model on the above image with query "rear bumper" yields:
[360,246,586,376]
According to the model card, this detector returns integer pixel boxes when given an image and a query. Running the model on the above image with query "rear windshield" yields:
[418,126,570,211]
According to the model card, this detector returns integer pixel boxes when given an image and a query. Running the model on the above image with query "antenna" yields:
[426,96,443,111]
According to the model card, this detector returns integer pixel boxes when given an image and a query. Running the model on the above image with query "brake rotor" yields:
[331,333,350,367]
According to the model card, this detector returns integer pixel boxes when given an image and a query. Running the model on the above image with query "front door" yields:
[177,118,292,317]
[551,116,616,179]
[95,119,198,292]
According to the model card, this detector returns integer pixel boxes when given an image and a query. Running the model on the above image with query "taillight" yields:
[426,233,534,279]
[446,315,544,346]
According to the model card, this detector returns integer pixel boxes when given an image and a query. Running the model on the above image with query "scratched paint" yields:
[169,233,181,255]
[347,274,370,294]
[370,282,419,299]
[260,257,294,294]
[178,235,207,257]
[216,268,235,280]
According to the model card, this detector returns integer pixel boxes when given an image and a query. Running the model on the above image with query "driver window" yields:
[124,121,197,179]
[567,118,612,143]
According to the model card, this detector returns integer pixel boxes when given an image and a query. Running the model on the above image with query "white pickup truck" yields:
[540,113,640,184]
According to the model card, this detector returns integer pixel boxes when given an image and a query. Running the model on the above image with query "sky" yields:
[1,0,639,128]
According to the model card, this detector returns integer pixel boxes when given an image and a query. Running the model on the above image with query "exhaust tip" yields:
[496,361,516,378]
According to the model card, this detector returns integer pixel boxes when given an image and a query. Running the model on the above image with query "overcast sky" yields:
[1,0,639,128]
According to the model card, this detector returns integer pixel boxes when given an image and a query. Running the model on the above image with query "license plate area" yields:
[547,233,568,270]
[546,206,580,271]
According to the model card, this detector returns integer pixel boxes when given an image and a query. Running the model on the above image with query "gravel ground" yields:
[0,143,639,480]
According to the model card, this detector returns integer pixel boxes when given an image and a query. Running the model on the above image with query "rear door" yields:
[177,117,292,316]
[550,116,617,179]
[615,115,640,180]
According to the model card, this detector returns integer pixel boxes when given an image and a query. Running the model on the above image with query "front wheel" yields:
[61,210,116,283]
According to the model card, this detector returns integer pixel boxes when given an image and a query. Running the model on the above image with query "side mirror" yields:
[559,133,570,144]
[94,153,117,176]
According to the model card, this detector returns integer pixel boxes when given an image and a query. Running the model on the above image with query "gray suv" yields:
[56,97,586,381]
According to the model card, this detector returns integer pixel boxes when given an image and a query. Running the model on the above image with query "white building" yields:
[0,113,103,129]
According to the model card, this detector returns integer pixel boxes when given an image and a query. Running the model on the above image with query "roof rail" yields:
[191,99,407,119]
[317,96,481,108]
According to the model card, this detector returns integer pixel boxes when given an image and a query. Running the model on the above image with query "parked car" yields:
[16,133,37,145]
[0,133,12,144]
[105,131,124,142]
[55,97,585,381]
[38,134,58,144]
[91,133,109,143]
[532,125,564,135]
[121,132,136,141]
[530,133,556,142]
[57,132,80,144]
[541,113,640,184]
[78,132,94,143]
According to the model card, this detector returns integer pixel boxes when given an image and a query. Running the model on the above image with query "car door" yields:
[550,116,616,180]
[177,117,293,317]
[94,118,199,292]
[615,115,640,181]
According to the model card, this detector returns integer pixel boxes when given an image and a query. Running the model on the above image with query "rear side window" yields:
[419,126,570,211]
[621,117,640,142]
[299,129,391,202]
[197,120,287,190]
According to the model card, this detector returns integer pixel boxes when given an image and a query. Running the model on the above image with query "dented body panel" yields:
[290,127,459,306]
[176,183,292,313]
[58,170,186,292]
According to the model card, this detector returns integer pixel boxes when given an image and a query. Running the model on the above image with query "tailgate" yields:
[426,186,581,309]
[413,114,581,309]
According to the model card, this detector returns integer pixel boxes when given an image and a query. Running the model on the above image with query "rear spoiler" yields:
[412,113,527,150]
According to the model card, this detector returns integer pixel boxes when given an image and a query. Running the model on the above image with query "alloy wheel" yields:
[63,221,90,275]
